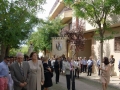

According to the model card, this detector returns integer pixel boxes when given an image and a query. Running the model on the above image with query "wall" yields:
[92,27,120,76]
[77,39,92,59]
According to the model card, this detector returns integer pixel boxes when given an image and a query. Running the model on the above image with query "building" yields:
[49,0,120,76]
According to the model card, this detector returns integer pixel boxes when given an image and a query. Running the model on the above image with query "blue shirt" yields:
[97,60,100,66]
[0,61,9,77]
[87,59,93,66]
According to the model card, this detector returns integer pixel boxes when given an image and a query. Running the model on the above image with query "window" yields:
[114,37,120,51]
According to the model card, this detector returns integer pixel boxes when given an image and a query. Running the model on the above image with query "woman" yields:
[98,57,111,90]
[28,52,44,90]
[43,56,53,90]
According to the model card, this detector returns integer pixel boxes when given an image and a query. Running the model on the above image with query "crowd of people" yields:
[0,52,120,90]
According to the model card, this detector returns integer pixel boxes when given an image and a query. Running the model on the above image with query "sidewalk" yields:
[79,73,120,89]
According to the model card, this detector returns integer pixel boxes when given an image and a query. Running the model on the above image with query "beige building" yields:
[49,0,120,76]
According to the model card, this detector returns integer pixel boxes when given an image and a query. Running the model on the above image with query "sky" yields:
[37,0,56,19]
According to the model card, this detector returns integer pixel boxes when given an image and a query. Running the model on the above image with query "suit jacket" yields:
[10,61,30,90]
[54,60,60,70]
[48,60,51,67]
[65,61,76,75]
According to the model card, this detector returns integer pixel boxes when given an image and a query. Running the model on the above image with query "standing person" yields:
[60,57,63,74]
[43,56,53,90]
[109,55,115,77]
[118,59,120,79]
[0,56,10,90]
[79,57,83,73]
[65,57,76,90]
[97,59,101,76]
[54,57,60,84]
[99,57,111,90]
[83,57,87,73]
[28,52,44,90]
[87,56,93,76]
[10,52,30,90]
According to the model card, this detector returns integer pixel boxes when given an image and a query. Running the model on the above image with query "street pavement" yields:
[49,73,120,90]
[80,73,120,89]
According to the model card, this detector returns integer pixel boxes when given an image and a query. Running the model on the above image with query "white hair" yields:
[16,52,24,58]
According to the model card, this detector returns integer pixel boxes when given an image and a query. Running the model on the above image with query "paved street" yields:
[49,74,120,90]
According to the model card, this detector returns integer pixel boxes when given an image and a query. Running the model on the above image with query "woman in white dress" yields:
[28,52,44,90]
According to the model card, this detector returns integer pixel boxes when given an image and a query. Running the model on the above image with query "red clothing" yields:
[0,77,8,90]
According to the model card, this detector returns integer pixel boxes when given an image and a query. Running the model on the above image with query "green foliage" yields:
[0,0,46,50]
[29,18,65,52]
[9,46,28,56]
[64,0,120,41]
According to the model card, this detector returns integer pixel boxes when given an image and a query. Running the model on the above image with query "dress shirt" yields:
[18,62,23,67]
[83,59,87,65]
[97,60,100,66]
[0,61,9,77]
[81,59,84,64]
[87,59,93,66]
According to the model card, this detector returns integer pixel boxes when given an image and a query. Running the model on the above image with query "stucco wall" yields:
[92,27,120,76]
[77,39,92,59]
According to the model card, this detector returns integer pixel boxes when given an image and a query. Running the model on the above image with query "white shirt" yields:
[87,59,93,66]
[97,60,100,66]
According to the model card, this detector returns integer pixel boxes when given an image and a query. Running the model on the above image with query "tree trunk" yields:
[44,47,46,55]
[100,40,103,68]
[5,46,10,56]
[0,43,6,62]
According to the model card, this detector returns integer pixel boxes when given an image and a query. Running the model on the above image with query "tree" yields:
[29,18,65,55]
[64,0,120,65]
[0,0,46,61]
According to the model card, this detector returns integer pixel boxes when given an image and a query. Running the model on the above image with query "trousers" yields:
[0,77,8,90]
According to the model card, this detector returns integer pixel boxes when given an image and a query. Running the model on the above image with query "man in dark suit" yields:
[48,59,51,67]
[54,57,60,84]
[10,52,30,90]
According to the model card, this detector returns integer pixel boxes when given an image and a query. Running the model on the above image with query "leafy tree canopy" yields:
[64,0,120,41]
[28,18,65,52]
[0,0,46,48]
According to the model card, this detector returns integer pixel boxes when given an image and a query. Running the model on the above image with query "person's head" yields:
[79,57,82,60]
[30,52,38,61]
[16,52,24,63]
[42,56,48,62]
[84,57,87,60]
[4,56,10,64]
[67,57,71,62]
[10,56,14,63]
[103,57,109,65]
[89,56,92,60]
[110,55,114,58]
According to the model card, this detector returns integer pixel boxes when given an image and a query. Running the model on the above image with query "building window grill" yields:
[114,37,120,51]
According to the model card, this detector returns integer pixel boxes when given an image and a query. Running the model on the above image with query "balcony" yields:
[60,9,72,24]
[49,0,65,20]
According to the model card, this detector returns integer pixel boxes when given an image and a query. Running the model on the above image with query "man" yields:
[83,57,87,73]
[65,57,76,90]
[109,55,115,77]
[87,56,93,76]
[10,52,30,90]
[118,59,120,79]
[54,57,60,84]
[0,56,10,90]
[97,59,101,76]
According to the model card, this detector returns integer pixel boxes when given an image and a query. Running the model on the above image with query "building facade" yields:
[49,0,120,76]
